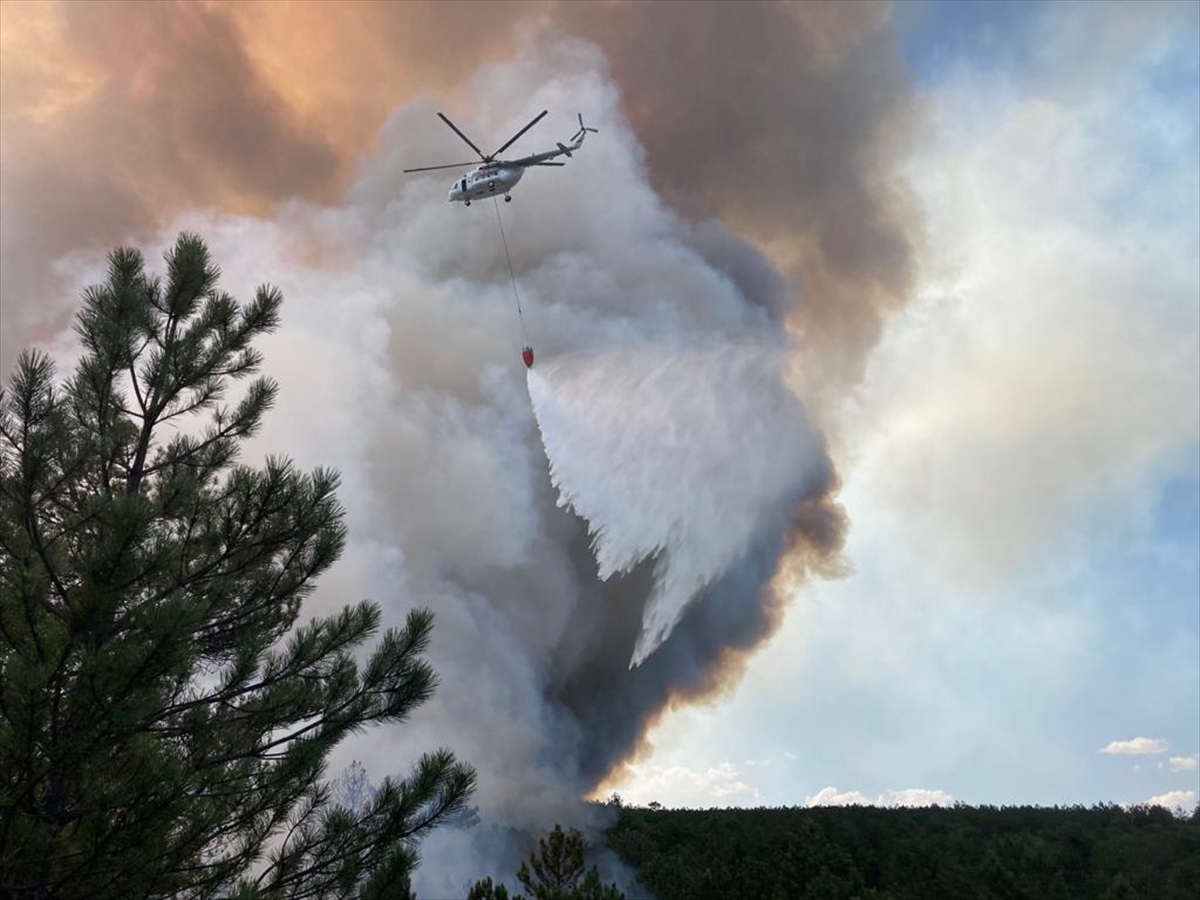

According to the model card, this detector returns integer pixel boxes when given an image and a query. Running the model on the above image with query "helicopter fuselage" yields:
[449,165,524,204]
[404,110,596,204]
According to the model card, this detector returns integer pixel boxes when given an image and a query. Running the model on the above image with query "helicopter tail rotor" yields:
[571,113,599,143]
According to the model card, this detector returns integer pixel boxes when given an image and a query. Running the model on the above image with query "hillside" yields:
[604,803,1200,900]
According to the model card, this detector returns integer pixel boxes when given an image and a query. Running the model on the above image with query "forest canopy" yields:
[604,802,1200,900]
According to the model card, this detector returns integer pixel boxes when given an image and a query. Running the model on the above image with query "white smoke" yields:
[528,342,826,666]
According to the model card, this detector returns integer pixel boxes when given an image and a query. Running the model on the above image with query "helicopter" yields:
[403,110,598,205]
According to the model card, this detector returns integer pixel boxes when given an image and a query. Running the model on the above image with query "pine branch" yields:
[1,234,472,898]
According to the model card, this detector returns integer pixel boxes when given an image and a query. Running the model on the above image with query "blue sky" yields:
[610,0,1200,811]
[896,0,1048,85]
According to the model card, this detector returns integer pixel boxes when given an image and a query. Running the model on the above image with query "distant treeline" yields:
[604,803,1200,900]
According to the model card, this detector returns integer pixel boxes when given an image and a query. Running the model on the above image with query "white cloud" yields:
[1170,754,1200,772]
[806,787,954,808]
[616,762,761,808]
[1100,737,1170,756]
[1145,790,1198,811]
[848,1,1200,590]
[880,789,957,808]
[806,787,871,807]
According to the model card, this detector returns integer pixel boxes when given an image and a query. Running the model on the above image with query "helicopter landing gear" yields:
[504,195,512,203]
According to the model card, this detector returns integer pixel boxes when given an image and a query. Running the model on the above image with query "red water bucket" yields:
[521,346,535,368]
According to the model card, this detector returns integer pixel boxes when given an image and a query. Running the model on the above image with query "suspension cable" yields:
[492,196,530,345]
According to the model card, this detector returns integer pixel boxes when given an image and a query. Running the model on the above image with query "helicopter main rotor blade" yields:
[492,110,548,158]
[402,162,480,173]
[437,112,487,160]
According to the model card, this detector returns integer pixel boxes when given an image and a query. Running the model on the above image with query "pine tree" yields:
[468,825,625,900]
[0,234,475,899]
[331,761,379,815]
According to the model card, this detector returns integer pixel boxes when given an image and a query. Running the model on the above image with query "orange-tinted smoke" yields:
[3,1,913,383]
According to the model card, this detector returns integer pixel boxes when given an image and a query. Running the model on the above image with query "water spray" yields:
[527,340,827,666]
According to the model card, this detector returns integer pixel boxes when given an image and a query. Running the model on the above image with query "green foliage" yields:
[0,234,475,899]
[468,825,625,900]
[1099,872,1140,900]
[467,876,513,900]
[605,803,1200,900]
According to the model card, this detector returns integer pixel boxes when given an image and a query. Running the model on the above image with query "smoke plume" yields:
[1,3,916,891]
